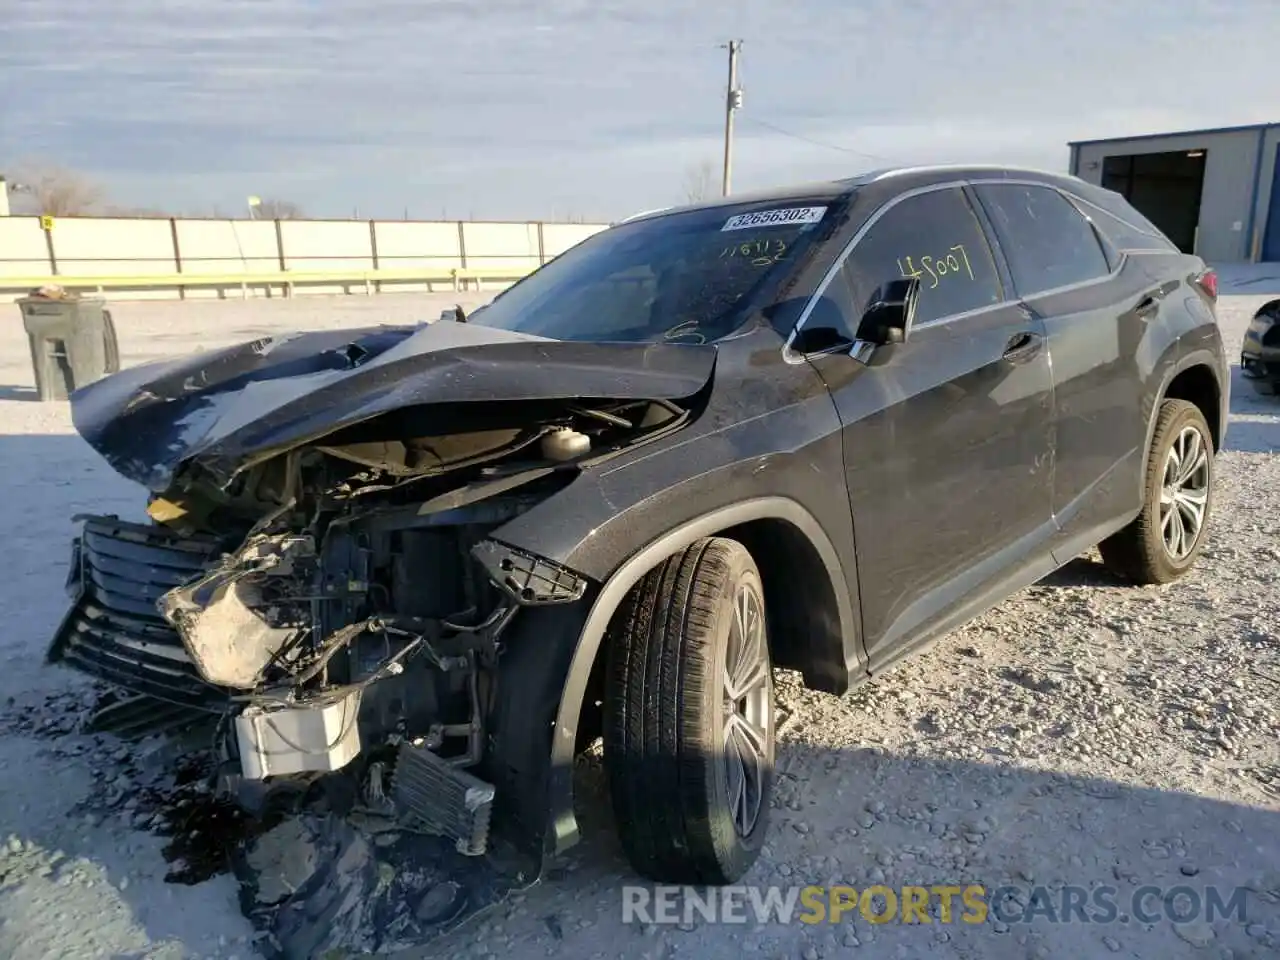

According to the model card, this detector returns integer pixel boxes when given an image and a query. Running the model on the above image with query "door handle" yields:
[1134,295,1160,318]
[1002,330,1043,363]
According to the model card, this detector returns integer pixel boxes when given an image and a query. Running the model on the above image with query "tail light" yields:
[1194,268,1218,301]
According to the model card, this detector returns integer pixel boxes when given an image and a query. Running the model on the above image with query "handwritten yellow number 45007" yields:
[898,245,973,289]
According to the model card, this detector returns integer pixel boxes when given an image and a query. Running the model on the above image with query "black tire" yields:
[1099,399,1215,584]
[1250,379,1279,397]
[102,309,121,374]
[603,537,775,885]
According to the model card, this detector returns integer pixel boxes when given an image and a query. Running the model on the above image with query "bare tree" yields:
[253,198,305,219]
[6,162,106,216]
[681,160,717,204]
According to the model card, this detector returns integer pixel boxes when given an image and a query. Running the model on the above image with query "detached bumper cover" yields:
[47,515,228,710]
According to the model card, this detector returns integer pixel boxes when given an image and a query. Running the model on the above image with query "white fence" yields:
[0,215,611,301]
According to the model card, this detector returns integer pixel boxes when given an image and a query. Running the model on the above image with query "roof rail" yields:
[617,206,673,224]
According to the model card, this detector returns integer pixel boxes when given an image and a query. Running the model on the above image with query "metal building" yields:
[1068,122,1280,263]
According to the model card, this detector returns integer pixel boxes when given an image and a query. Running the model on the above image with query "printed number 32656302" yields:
[897,245,974,289]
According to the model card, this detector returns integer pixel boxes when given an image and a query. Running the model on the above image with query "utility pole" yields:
[721,39,743,197]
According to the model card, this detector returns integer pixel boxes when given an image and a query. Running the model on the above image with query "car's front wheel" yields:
[603,537,774,884]
[1100,398,1215,583]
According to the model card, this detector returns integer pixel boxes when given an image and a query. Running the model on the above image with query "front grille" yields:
[48,515,229,710]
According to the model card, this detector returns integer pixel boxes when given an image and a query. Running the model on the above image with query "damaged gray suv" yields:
[48,165,1228,952]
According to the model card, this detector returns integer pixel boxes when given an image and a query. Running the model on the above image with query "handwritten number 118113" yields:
[720,238,788,267]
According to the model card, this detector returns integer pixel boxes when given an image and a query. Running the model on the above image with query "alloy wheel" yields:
[1159,424,1210,561]
[722,580,771,838]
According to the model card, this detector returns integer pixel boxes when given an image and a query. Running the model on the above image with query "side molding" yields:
[544,496,855,854]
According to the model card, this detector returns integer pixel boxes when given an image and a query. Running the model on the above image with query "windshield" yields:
[469,200,837,343]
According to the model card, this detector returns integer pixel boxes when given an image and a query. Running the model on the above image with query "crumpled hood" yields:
[70,319,717,491]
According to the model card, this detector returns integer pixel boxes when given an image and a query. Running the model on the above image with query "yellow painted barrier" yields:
[0,265,536,298]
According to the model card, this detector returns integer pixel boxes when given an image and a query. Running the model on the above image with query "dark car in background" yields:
[1242,299,1280,395]
[46,164,1228,952]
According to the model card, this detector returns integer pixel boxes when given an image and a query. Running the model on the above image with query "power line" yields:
[740,115,897,164]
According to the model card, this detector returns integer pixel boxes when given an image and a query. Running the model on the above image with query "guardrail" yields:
[0,214,613,302]
[0,265,535,300]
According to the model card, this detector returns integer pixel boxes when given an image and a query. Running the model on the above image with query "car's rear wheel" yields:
[603,537,774,884]
[1099,398,1215,584]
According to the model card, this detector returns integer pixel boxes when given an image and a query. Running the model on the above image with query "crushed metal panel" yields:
[158,533,315,689]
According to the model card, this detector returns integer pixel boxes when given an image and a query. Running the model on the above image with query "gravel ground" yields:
[0,275,1277,960]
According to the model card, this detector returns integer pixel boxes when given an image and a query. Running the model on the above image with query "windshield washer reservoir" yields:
[541,427,591,461]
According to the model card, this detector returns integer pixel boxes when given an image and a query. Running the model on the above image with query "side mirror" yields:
[855,278,920,346]
[789,324,855,355]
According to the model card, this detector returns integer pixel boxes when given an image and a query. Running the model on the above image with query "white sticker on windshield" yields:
[721,206,827,231]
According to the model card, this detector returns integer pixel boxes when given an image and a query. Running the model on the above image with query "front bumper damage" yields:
[43,318,715,955]
[47,510,591,956]
[50,515,228,725]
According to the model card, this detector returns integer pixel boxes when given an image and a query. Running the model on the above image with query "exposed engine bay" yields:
[51,394,691,859]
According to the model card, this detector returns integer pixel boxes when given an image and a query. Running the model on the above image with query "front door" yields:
[801,186,1057,671]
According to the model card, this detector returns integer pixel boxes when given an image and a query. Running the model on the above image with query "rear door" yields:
[799,185,1057,670]
[970,182,1157,560]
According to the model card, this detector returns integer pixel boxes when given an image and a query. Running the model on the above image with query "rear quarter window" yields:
[1067,195,1180,253]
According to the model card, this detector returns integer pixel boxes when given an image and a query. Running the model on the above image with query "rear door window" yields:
[973,184,1112,295]
[842,187,1003,326]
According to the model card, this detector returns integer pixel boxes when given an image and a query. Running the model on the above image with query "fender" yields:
[542,496,856,855]
[1140,346,1229,502]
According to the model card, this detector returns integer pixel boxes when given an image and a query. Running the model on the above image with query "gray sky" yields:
[2,0,1276,221]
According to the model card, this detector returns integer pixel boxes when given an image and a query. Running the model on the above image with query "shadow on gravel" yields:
[1225,363,1280,453]
[512,744,1280,960]
[4,690,1279,960]
[1034,556,1127,589]
[1225,417,1280,454]
[0,385,39,401]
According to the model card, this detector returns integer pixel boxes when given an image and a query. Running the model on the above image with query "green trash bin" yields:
[17,290,121,401]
